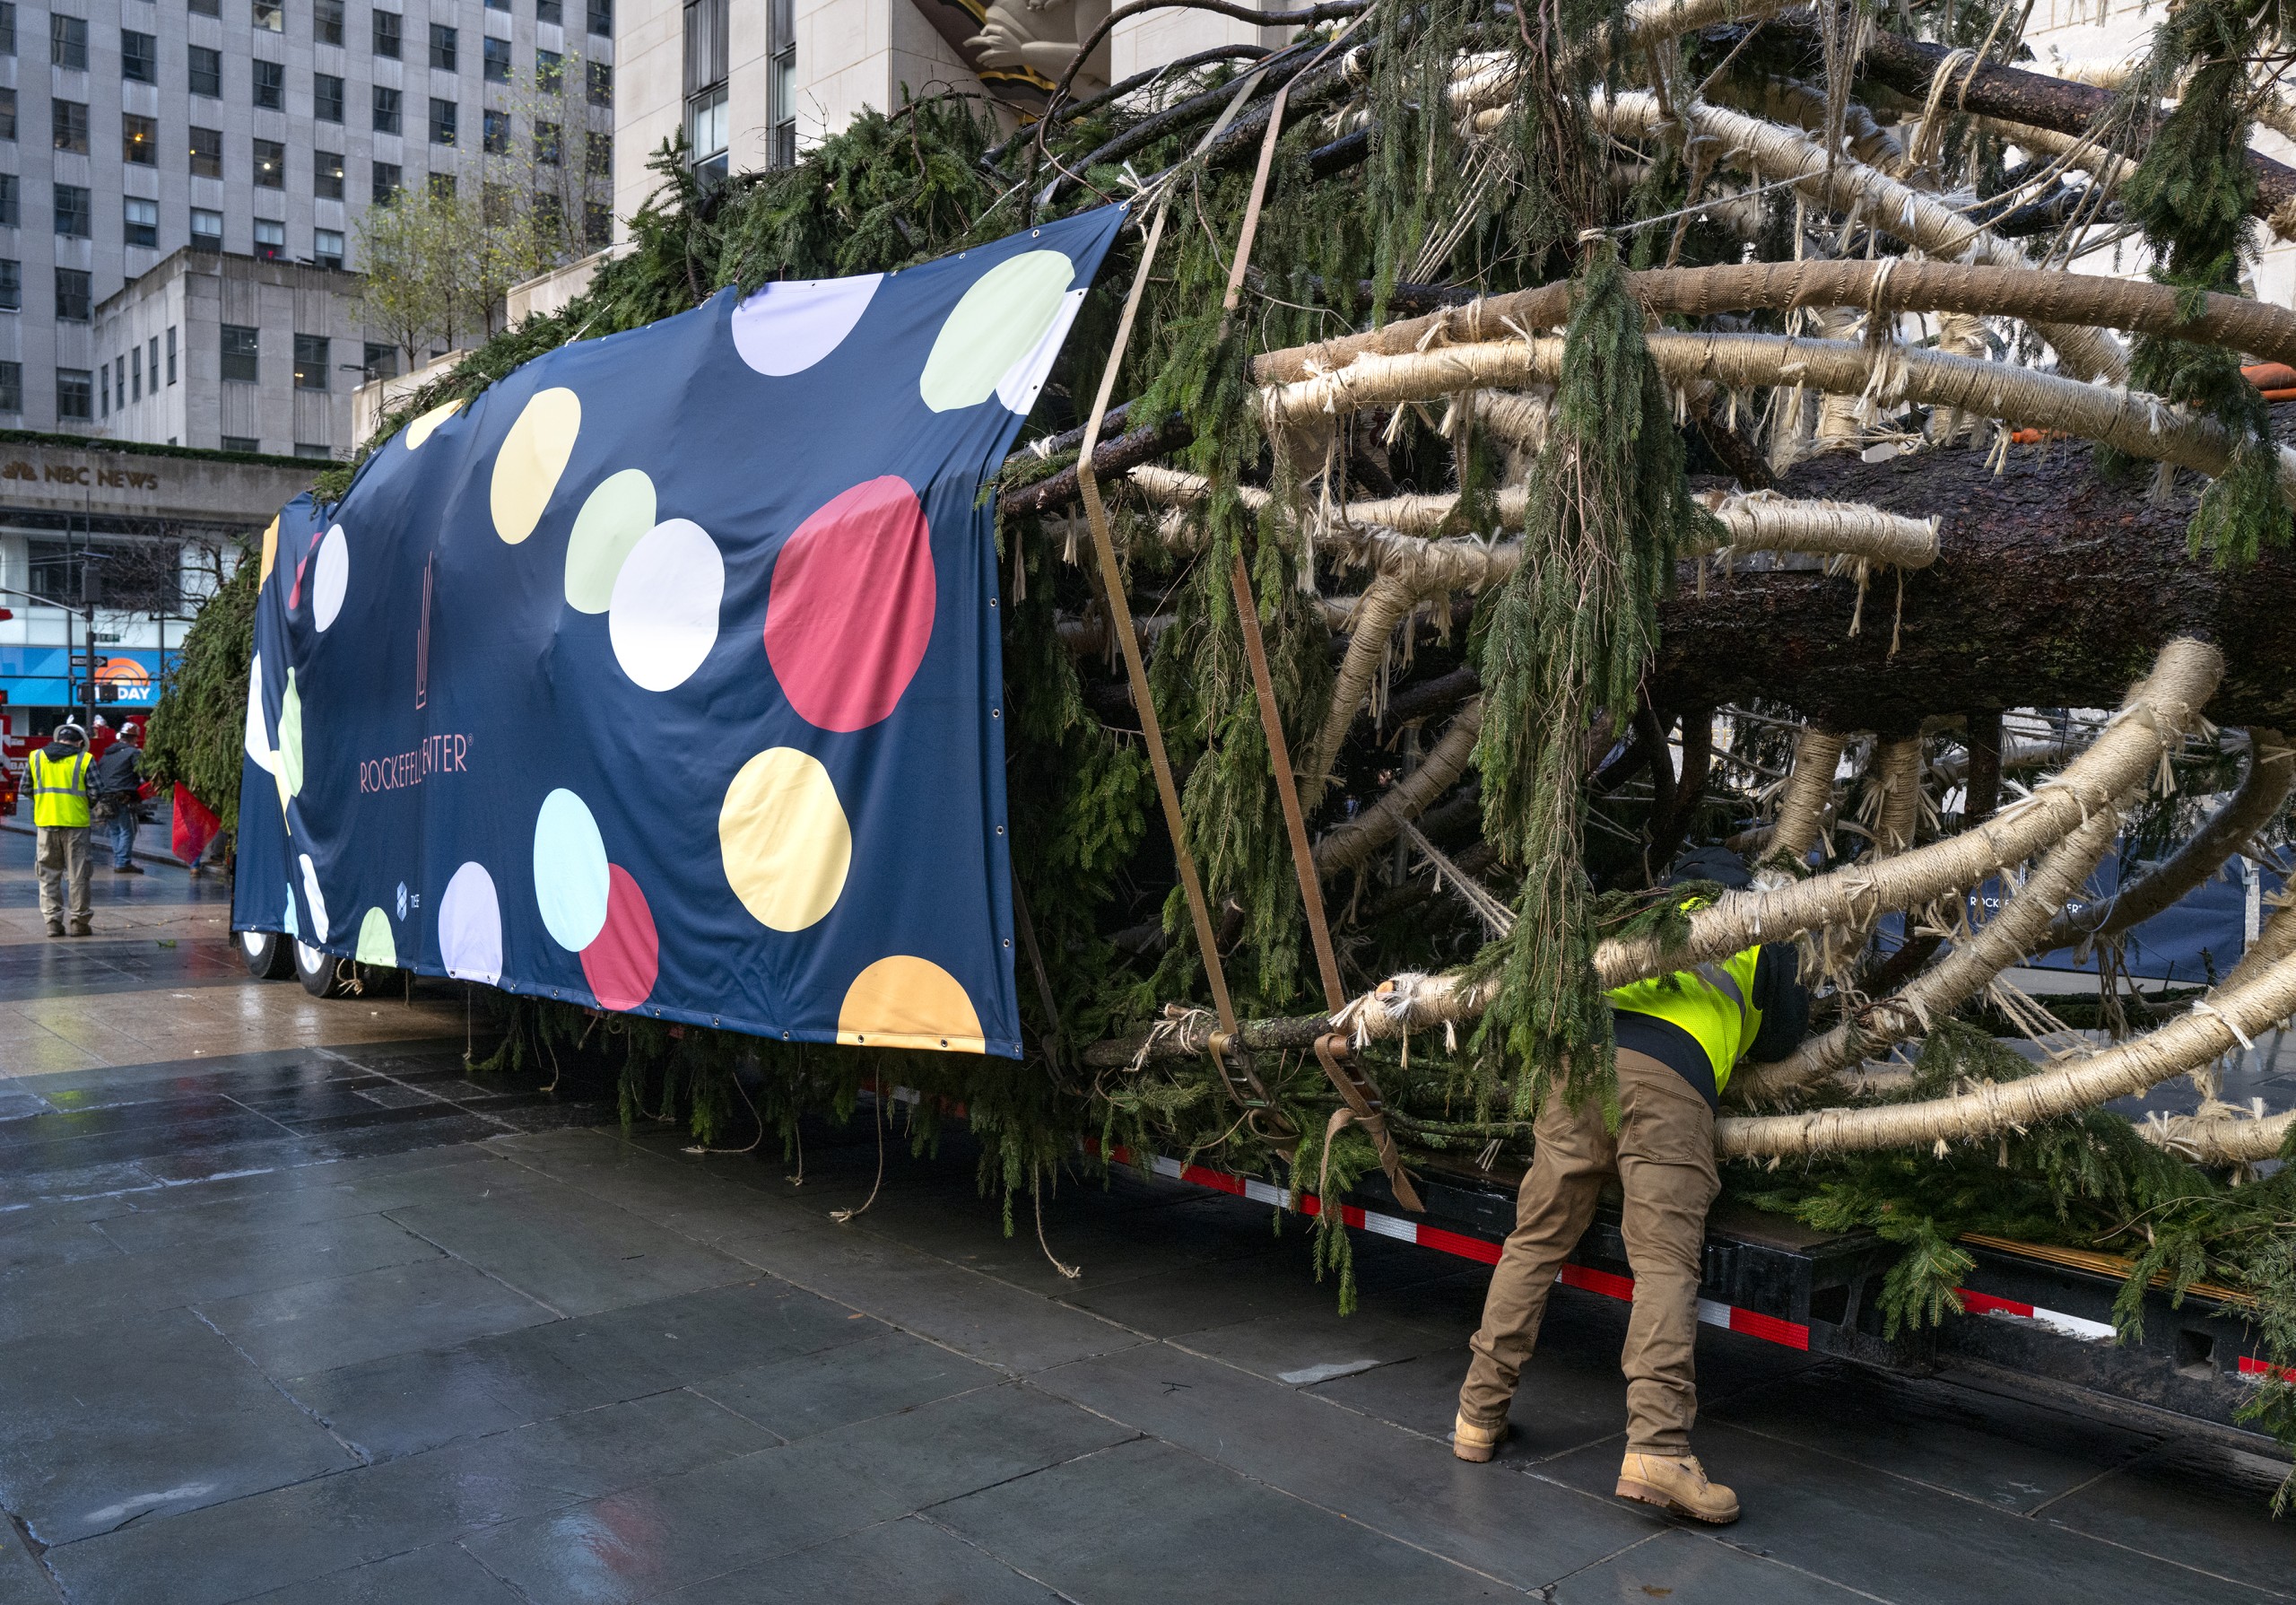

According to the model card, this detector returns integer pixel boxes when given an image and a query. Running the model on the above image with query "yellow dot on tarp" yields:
[405,398,465,450]
[563,468,657,614]
[836,955,985,1054]
[490,388,581,544]
[918,251,1075,413]
[718,747,850,931]
[356,907,396,967]
[258,516,280,586]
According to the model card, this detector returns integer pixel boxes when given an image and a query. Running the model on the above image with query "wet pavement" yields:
[2,831,2292,1601]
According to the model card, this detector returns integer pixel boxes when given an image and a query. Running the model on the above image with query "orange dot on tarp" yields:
[579,864,660,1013]
[764,476,935,732]
[836,955,985,1054]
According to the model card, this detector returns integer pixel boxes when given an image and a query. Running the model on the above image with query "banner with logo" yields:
[232,206,1127,1057]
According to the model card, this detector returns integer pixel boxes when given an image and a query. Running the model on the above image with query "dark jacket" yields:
[91,741,142,798]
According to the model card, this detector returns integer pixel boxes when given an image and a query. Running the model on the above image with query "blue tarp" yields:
[233,206,1128,1056]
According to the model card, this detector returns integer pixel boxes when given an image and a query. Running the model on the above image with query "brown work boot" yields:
[1452,1413,1509,1463]
[1616,1452,1740,1524]
[68,920,91,938]
[46,920,64,938]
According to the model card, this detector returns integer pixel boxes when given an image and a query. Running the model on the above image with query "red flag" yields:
[173,784,221,865]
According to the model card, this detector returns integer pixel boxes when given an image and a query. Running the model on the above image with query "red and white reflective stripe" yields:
[2239,1355,2296,1383]
[1092,1140,1811,1353]
[1954,1287,2116,1342]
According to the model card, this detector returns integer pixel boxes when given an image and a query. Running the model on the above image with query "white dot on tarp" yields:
[609,519,724,693]
[730,275,883,376]
[439,860,503,984]
[312,525,349,631]
[298,853,330,944]
[533,788,611,950]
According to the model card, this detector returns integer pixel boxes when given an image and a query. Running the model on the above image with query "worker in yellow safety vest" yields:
[28,721,95,938]
[1452,845,1808,1525]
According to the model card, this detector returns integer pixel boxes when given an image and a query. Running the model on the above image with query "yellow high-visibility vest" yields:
[1607,943,1765,1095]
[28,748,91,829]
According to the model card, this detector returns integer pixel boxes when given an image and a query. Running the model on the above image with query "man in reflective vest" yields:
[1453,846,1807,1524]
[29,721,95,938]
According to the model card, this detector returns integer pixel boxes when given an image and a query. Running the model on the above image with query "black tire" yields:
[296,940,353,999]
[239,929,295,980]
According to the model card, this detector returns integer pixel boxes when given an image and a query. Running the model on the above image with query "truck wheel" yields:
[239,929,295,980]
[296,941,352,999]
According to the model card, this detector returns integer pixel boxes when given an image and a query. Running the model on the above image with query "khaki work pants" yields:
[1458,1048,1720,1455]
[36,826,92,929]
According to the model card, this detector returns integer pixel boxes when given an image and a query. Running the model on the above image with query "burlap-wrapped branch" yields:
[2137,1104,2296,1164]
[1765,727,1847,871]
[1262,334,2296,501]
[1312,700,1485,877]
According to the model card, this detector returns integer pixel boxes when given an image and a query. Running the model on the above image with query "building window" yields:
[588,0,611,36]
[58,369,91,421]
[221,435,258,452]
[363,341,396,379]
[190,126,223,177]
[166,326,177,383]
[254,0,284,31]
[148,336,158,389]
[0,175,14,226]
[372,159,401,201]
[255,138,286,188]
[314,150,344,198]
[294,441,332,458]
[429,22,457,70]
[122,30,157,83]
[191,0,219,14]
[483,109,509,153]
[100,362,109,416]
[190,45,222,98]
[293,334,329,388]
[483,35,510,82]
[316,0,344,46]
[316,73,344,122]
[190,207,223,249]
[0,4,13,56]
[54,185,91,239]
[584,200,610,247]
[535,120,561,165]
[533,190,561,237]
[255,59,284,109]
[373,8,401,57]
[537,0,561,22]
[52,100,89,155]
[0,88,13,140]
[685,0,728,181]
[0,260,18,310]
[124,196,158,248]
[428,171,455,199]
[253,218,284,259]
[686,86,726,183]
[585,130,610,177]
[49,14,86,71]
[430,98,457,145]
[222,325,258,383]
[770,0,796,168]
[314,226,344,266]
[372,85,402,134]
[482,180,513,226]
[132,345,142,401]
[587,60,612,107]
[124,113,157,165]
[0,362,19,413]
[55,268,91,321]
[537,48,563,92]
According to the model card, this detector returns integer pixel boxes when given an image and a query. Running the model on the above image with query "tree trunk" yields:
[1649,441,2296,729]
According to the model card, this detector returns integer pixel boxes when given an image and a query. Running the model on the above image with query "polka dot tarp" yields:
[227,204,1129,1056]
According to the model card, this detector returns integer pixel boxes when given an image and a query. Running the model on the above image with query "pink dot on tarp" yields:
[764,476,935,732]
[579,864,659,1013]
[287,529,325,610]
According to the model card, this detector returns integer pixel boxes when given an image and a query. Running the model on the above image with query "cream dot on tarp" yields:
[299,853,331,943]
[918,250,1076,413]
[534,788,611,950]
[995,288,1087,415]
[491,388,581,545]
[356,907,396,967]
[405,398,465,450]
[608,519,724,692]
[439,860,502,984]
[730,275,883,376]
[243,653,277,772]
[579,865,659,1012]
[312,525,349,632]
[276,668,304,800]
[718,748,850,931]
[563,468,657,614]
[763,478,934,732]
[836,955,985,1053]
